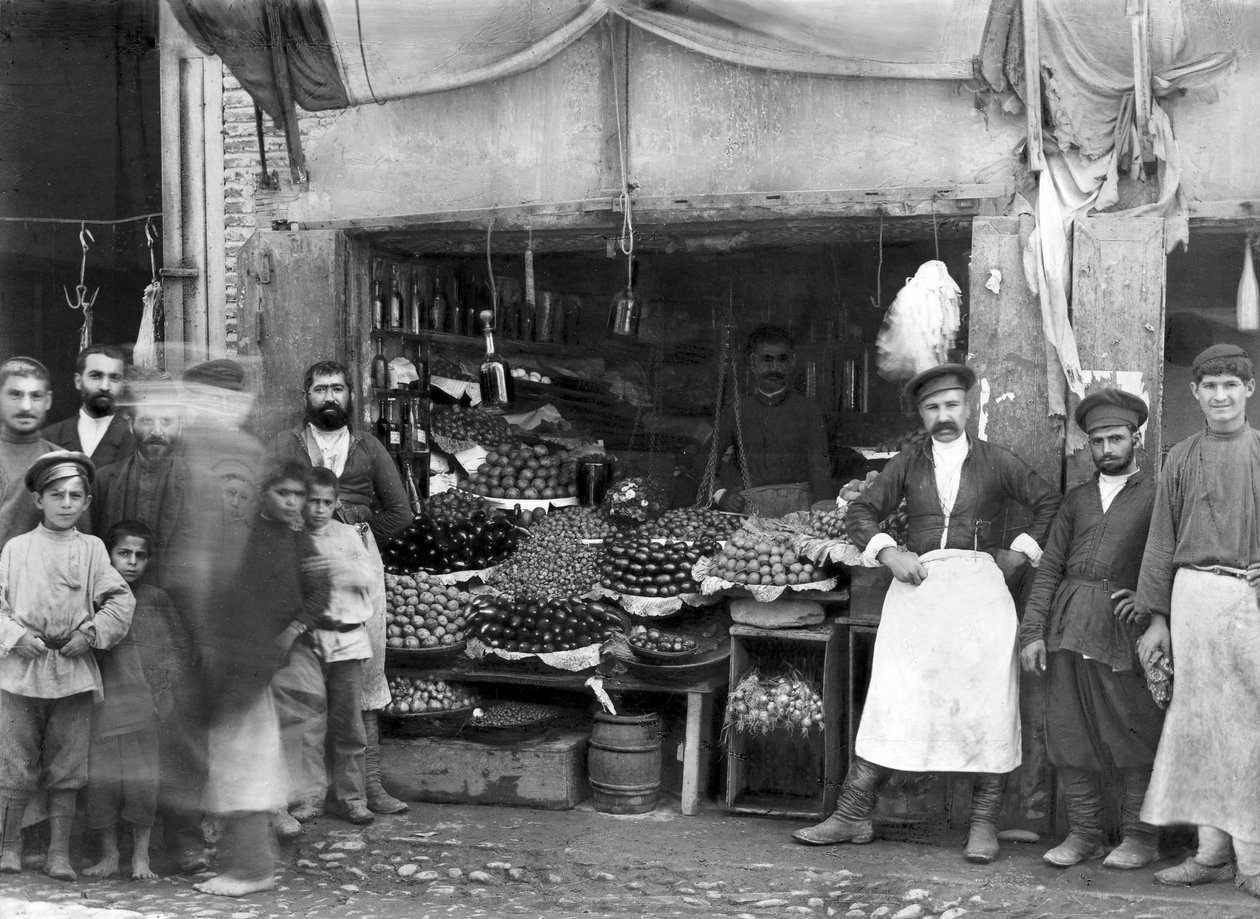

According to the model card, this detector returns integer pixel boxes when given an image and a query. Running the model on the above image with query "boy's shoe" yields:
[1154,855,1234,886]
[290,801,323,822]
[327,800,374,826]
[1043,834,1106,867]
[1102,837,1159,870]
[271,811,302,840]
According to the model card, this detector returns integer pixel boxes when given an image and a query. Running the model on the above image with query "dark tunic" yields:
[1021,471,1156,671]
[846,437,1060,556]
[707,389,836,498]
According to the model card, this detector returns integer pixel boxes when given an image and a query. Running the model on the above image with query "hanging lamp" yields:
[1238,235,1259,331]
[607,191,641,337]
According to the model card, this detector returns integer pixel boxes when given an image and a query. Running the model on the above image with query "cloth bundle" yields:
[875,261,962,383]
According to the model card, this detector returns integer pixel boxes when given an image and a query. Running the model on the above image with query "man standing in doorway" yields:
[701,325,837,517]
[42,345,134,468]
[793,363,1059,862]
[1020,389,1164,869]
[1135,343,1260,898]
[0,357,59,548]
[269,361,414,820]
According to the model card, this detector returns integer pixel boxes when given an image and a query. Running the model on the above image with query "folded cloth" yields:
[1142,652,1174,709]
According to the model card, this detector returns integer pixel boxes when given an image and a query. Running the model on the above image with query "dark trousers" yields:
[0,690,93,796]
[156,685,209,855]
[323,658,367,806]
[85,724,159,829]
[1045,651,1163,771]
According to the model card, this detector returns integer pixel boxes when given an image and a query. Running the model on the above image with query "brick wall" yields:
[220,74,335,355]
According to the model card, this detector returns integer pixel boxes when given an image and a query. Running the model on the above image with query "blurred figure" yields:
[43,345,134,467]
[195,460,327,897]
[0,357,58,548]
[93,380,223,873]
[268,361,414,817]
[179,359,264,486]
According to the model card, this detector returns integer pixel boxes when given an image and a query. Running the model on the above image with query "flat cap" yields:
[1192,343,1252,376]
[25,450,95,493]
[1075,389,1148,433]
[183,359,245,392]
[903,363,976,405]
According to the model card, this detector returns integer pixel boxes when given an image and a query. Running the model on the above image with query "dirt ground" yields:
[1,797,1257,919]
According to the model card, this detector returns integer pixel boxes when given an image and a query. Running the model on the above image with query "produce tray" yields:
[454,489,580,513]
[463,703,562,743]
[385,640,468,665]
[587,585,721,619]
[379,704,478,738]
[691,555,838,602]
[619,639,731,684]
[408,565,497,585]
[464,636,606,672]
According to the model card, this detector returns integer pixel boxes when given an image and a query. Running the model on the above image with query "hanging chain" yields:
[64,222,99,350]
[728,343,754,496]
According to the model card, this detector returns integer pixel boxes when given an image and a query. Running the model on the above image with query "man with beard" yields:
[1019,389,1164,870]
[793,363,1060,863]
[699,325,837,516]
[268,361,413,821]
[92,383,223,873]
[0,357,59,548]
[43,345,134,467]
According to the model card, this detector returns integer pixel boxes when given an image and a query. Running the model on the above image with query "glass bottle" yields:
[447,274,464,335]
[431,272,449,334]
[375,396,391,445]
[371,276,385,330]
[478,309,515,407]
[407,267,422,334]
[388,264,404,330]
[399,399,414,453]
[380,397,402,455]
[371,348,389,390]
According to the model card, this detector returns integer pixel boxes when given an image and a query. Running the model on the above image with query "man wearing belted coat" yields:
[794,363,1060,863]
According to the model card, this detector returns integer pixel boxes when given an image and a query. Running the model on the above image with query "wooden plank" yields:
[1022,0,1046,172]
[681,692,702,816]
[1068,216,1167,487]
[203,58,227,355]
[181,56,208,359]
[158,0,185,372]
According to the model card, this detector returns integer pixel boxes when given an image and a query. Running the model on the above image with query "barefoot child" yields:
[83,521,177,880]
[0,451,135,880]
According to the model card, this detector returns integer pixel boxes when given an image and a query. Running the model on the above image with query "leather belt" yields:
[39,635,71,650]
[331,623,364,633]
[1188,564,1251,582]
[1065,573,1119,592]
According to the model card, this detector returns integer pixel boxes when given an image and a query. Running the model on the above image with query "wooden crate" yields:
[723,621,843,820]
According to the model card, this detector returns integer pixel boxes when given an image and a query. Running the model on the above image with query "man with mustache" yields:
[794,363,1059,864]
[702,325,836,516]
[1019,389,1164,870]
[268,361,414,823]
[0,357,59,548]
[92,381,224,873]
[43,345,134,467]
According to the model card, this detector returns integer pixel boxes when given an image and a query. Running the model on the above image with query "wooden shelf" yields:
[371,327,710,365]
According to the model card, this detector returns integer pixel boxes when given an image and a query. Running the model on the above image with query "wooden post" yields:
[1022,0,1046,173]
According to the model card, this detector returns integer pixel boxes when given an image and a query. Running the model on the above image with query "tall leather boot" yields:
[964,773,1007,863]
[792,757,892,845]
[1043,766,1106,867]
[0,796,26,873]
[1104,767,1160,869]
[362,711,408,815]
[44,790,77,881]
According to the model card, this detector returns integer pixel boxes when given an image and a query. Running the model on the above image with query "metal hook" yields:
[64,222,99,349]
[145,217,159,283]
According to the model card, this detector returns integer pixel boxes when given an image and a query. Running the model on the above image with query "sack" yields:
[1142,651,1174,709]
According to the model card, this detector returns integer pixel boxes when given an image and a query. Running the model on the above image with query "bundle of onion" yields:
[725,671,825,735]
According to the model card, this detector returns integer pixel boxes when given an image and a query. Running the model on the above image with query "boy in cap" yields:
[0,451,135,880]
[1136,343,1260,896]
[1020,389,1164,869]
[795,363,1059,862]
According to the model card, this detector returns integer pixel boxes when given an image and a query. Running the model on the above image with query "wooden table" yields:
[390,656,729,816]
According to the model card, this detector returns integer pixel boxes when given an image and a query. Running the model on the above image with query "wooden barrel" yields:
[587,712,662,814]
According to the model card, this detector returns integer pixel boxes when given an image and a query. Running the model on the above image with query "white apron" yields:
[855,549,1022,773]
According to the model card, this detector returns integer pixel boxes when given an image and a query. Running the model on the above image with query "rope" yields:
[354,0,383,105]
[608,19,634,262]
[0,212,161,226]
[931,196,940,261]
[485,220,498,317]
[876,212,884,306]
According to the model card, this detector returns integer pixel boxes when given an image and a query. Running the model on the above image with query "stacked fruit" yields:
[707,531,823,587]
[469,702,556,728]
[488,529,602,598]
[381,511,522,574]
[628,625,697,654]
[384,573,469,649]
[838,472,908,547]
[599,535,717,597]
[782,508,848,540]
[430,404,510,445]
[463,442,577,501]
[528,505,618,541]
[467,596,625,654]
[639,506,739,541]
[384,676,478,715]
[425,489,491,522]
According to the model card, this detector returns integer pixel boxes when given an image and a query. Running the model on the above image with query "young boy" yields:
[195,459,326,897]
[0,451,134,881]
[84,520,181,880]
[291,467,375,825]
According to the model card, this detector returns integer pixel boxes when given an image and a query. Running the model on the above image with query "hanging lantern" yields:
[1238,236,1259,332]
[607,191,641,338]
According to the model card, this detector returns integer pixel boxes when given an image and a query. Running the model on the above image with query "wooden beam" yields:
[1022,0,1046,172]
[295,185,1012,233]
[158,0,185,373]
[203,58,227,356]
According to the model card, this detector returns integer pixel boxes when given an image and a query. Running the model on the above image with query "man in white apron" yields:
[1135,343,1260,898]
[793,364,1060,863]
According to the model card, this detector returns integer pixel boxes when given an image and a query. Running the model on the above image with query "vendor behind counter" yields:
[695,325,841,516]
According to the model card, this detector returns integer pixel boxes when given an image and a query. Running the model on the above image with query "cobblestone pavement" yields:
[1,801,1257,919]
